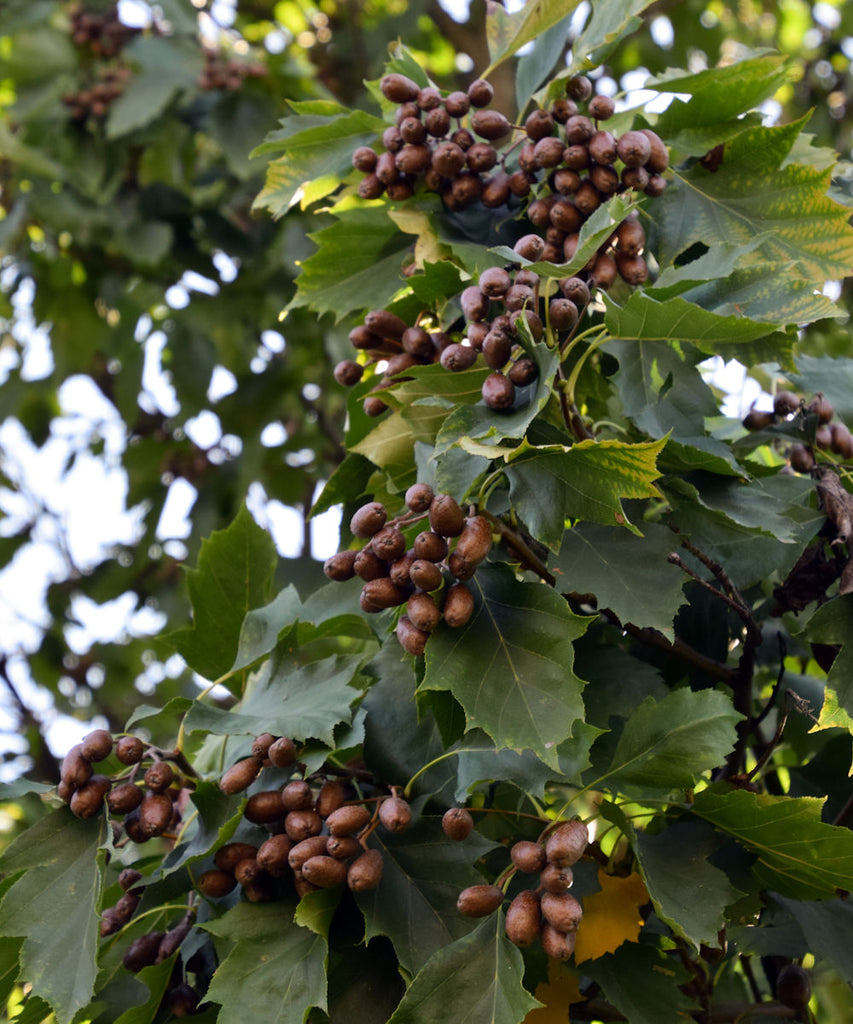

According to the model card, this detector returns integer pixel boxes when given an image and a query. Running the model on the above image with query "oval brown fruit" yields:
[442,806,473,840]
[139,791,174,836]
[257,834,294,877]
[457,883,504,917]
[347,849,384,891]
[107,781,144,816]
[302,855,348,888]
[540,891,583,932]
[443,582,475,628]
[80,728,113,763]
[505,889,541,947]
[455,516,492,565]
[397,614,430,656]
[70,775,111,819]
[284,809,323,841]
[379,795,413,832]
[267,736,297,768]
[215,842,260,872]
[244,790,286,825]
[545,820,589,867]
[540,921,576,960]
[326,803,372,837]
[288,835,329,870]
[511,840,546,873]
[116,735,145,765]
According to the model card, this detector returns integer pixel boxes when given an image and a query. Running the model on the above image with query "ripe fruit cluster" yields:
[61,65,132,122]
[742,390,852,470]
[58,729,190,848]
[197,733,411,902]
[354,72,668,229]
[197,48,268,91]
[324,485,492,655]
[69,4,139,57]
[452,816,589,960]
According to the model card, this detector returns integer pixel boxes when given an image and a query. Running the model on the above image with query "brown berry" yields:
[540,863,574,893]
[541,891,583,932]
[380,73,420,103]
[61,744,93,788]
[429,494,465,537]
[326,803,372,836]
[256,834,294,877]
[545,820,589,866]
[215,842,260,872]
[348,848,384,891]
[144,761,174,792]
[139,791,174,836]
[482,371,515,410]
[379,795,412,832]
[107,782,143,815]
[80,729,113,763]
[70,775,111,819]
[540,921,576,960]
[457,884,504,917]
[443,582,475,628]
[351,501,388,538]
[220,757,263,795]
[505,889,541,947]
[511,840,546,873]
[396,614,430,656]
[267,736,297,768]
[288,835,329,870]
[244,791,286,825]
[442,807,473,840]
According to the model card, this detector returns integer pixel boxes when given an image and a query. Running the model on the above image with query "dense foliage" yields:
[3,1,853,1022]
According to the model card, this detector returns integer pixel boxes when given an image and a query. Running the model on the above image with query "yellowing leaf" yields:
[573,870,648,964]
[524,960,583,1023]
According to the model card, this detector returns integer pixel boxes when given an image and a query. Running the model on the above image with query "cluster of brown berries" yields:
[116,903,200,1016]
[198,733,410,902]
[69,4,139,57]
[743,390,852,469]
[61,65,132,122]
[196,48,267,91]
[450,815,588,960]
[324,485,491,655]
[354,72,668,221]
[58,729,190,846]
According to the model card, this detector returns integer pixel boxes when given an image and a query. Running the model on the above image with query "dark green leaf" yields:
[804,594,853,726]
[106,37,201,138]
[386,912,540,1024]
[792,354,853,423]
[593,689,742,791]
[203,901,327,1024]
[355,817,498,976]
[552,522,688,635]
[581,938,693,1024]
[772,894,853,984]
[421,562,590,768]
[158,781,243,878]
[634,818,745,947]
[485,0,584,73]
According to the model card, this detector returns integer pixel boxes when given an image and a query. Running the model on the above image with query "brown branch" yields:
[481,510,556,585]
[604,614,735,683]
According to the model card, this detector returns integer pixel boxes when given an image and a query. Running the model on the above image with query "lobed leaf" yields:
[692,786,853,899]
[421,562,590,768]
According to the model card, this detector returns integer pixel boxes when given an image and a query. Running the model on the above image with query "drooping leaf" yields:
[386,912,541,1024]
[421,562,590,768]
[772,894,853,984]
[551,522,688,636]
[500,436,667,550]
[203,901,327,1024]
[573,870,648,963]
[804,595,853,731]
[355,817,499,976]
[633,818,745,948]
[0,810,105,1024]
[287,205,414,321]
[592,689,742,792]
[165,503,277,684]
[253,104,385,215]
[692,786,853,899]
[580,939,694,1024]
[570,0,653,69]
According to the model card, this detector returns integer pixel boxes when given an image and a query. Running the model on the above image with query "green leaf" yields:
[355,817,499,976]
[0,810,105,1024]
[551,522,688,636]
[386,912,541,1024]
[571,0,655,69]
[113,959,175,1024]
[203,901,327,1024]
[633,818,745,948]
[253,106,384,216]
[501,436,667,550]
[656,118,853,320]
[792,354,853,423]
[692,787,853,899]
[287,205,414,321]
[604,337,740,472]
[421,562,590,768]
[485,0,584,73]
[106,37,201,139]
[165,503,277,684]
[581,938,693,1024]
[603,292,780,348]
[649,54,791,155]
[594,689,742,792]
[183,651,363,747]
[515,12,573,110]
[772,894,853,984]
[804,594,853,727]
[450,723,598,802]
[158,781,243,878]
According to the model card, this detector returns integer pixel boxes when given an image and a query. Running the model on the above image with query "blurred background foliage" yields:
[0,0,851,813]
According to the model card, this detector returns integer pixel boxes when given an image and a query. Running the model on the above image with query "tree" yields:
[2,1,853,1022]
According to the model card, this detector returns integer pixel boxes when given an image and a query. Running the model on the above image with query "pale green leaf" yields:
[0,810,105,1024]
[485,0,583,73]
